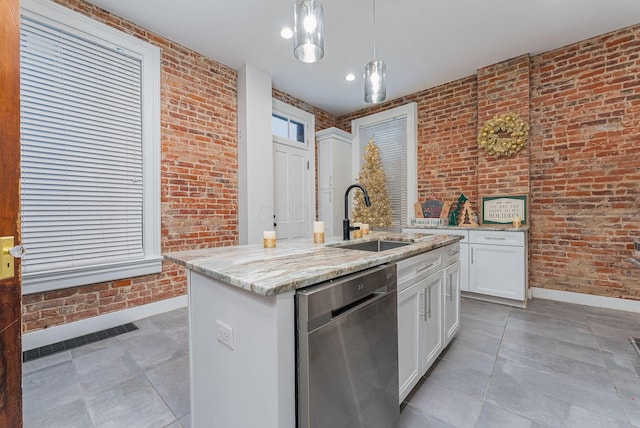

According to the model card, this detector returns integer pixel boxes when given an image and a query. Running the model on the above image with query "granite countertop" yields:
[407,224,530,232]
[164,232,461,296]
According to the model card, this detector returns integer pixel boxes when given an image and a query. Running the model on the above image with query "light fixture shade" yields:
[364,59,386,103]
[293,0,324,63]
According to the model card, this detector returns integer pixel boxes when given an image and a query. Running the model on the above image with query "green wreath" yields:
[478,112,529,157]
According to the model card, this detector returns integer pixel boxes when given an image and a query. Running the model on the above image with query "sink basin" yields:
[335,239,412,252]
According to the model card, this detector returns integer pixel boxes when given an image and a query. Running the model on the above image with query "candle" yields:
[353,222,363,239]
[512,215,521,228]
[313,221,325,244]
[263,231,276,248]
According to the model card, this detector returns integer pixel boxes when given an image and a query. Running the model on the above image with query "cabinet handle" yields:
[471,248,474,264]
[484,236,506,241]
[416,262,437,273]
[448,274,453,301]
[424,288,429,321]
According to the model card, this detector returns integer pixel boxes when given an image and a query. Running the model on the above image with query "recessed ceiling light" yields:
[345,73,356,82]
[280,27,293,40]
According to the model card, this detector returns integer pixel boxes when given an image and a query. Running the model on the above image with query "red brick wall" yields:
[22,0,239,332]
[338,79,479,211]
[339,29,639,300]
[529,26,640,298]
[476,55,531,204]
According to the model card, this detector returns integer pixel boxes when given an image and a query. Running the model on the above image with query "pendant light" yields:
[293,0,324,63]
[364,0,386,103]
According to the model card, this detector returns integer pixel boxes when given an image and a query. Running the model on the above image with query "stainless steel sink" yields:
[334,239,412,252]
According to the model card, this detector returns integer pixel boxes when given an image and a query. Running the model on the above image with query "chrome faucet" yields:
[343,184,371,240]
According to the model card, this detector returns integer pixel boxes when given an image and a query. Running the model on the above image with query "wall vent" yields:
[22,322,138,362]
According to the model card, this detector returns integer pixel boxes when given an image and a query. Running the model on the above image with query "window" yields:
[20,0,161,294]
[272,113,305,143]
[351,103,417,231]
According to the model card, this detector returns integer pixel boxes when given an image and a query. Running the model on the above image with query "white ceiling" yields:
[84,0,640,116]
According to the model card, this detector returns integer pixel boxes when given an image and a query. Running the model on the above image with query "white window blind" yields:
[20,0,161,293]
[356,116,408,230]
[352,103,417,230]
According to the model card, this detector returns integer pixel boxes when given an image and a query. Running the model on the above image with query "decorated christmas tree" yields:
[352,137,393,228]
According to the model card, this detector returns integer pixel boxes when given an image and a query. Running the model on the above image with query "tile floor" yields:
[23,298,640,427]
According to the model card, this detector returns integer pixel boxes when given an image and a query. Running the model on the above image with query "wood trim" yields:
[0,0,23,425]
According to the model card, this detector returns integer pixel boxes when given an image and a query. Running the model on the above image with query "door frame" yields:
[0,0,23,425]
[271,99,315,240]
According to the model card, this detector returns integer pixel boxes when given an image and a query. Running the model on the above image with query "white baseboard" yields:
[23,295,188,351]
[530,287,640,314]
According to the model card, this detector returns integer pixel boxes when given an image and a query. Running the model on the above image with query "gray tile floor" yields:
[23,298,640,427]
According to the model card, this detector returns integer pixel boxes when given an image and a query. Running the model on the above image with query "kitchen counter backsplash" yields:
[164,232,460,296]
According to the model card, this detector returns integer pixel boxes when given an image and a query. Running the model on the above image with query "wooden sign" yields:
[481,195,528,225]
[422,198,444,218]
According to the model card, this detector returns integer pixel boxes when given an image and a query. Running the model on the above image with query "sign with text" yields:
[481,195,527,225]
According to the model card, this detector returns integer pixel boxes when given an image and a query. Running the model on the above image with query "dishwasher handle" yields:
[297,264,397,332]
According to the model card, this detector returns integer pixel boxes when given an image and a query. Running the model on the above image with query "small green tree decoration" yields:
[352,137,393,228]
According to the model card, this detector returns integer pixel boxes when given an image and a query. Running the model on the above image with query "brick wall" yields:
[338,80,479,210]
[476,55,531,203]
[339,27,640,300]
[22,0,239,332]
[22,1,640,332]
[529,26,640,298]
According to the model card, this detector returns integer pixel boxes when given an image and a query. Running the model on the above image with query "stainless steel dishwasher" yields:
[296,263,399,428]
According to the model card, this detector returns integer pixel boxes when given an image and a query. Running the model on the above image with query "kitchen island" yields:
[165,232,461,428]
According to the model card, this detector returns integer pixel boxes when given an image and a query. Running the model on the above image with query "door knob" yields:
[1,237,25,280]
[9,245,25,258]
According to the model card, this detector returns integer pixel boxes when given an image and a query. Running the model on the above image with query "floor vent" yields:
[630,337,640,358]
[22,322,138,362]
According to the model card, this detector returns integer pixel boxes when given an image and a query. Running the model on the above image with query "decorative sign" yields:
[422,198,444,218]
[481,195,527,225]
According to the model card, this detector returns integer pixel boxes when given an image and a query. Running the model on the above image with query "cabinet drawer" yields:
[404,228,469,243]
[469,230,525,246]
[443,243,460,266]
[397,251,443,291]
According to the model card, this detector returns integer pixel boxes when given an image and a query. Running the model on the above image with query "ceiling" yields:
[84,0,640,116]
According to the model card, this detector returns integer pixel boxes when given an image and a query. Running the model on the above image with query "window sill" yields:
[22,257,163,295]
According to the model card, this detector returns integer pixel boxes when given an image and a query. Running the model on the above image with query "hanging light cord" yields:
[372,0,377,59]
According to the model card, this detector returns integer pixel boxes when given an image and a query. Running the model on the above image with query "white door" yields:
[273,141,310,240]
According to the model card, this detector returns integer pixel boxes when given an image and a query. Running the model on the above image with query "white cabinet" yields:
[443,261,460,346]
[397,243,459,402]
[404,228,469,292]
[420,272,443,371]
[317,128,352,236]
[469,230,526,301]
[404,227,528,305]
[397,279,421,401]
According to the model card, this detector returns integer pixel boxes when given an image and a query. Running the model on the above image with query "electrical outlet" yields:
[216,320,234,350]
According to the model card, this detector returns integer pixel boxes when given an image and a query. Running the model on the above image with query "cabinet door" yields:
[459,243,470,292]
[443,261,460,346]
[397,283,421,402]
[470,243,525,300]
[419,272,443,373]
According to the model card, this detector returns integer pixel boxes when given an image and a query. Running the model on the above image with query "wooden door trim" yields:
[0,0,23,425]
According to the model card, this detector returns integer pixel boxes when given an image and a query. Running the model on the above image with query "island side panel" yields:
[188,271,295,428]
